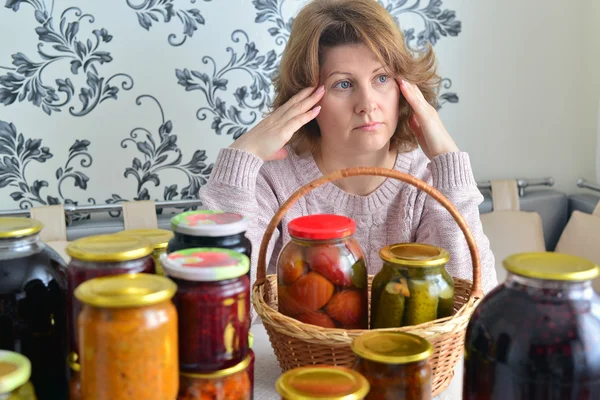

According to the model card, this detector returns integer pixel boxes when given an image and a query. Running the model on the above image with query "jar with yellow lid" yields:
[351,331,432,400]
[177,355,252,400]
[370,243,453,328]
[0,351,36,400]
[0,218,68,400]
[276,365,370,400]
[464,252,600,399]
[76,273,178,400]
[114,229,173,275]
[65,233,155,382]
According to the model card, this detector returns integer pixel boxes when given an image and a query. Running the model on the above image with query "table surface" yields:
[250,322,462,400]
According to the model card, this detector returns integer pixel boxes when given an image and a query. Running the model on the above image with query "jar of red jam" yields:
[277,214,368,329]
[276,365,370,400]
[114,229,173,275]
[352,331,433,399]
[178,355,252,400]
[0,350,37,400]
[0,218,68,400]
[168,210,251,263]
[464,252,600,399]
[248,333,255,400]
[161,248,250,372]
[65,235,155,383]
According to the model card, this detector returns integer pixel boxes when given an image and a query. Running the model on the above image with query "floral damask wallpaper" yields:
[0,0,461,220]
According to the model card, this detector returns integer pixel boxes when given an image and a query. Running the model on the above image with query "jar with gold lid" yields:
[76,273,178,400]
[114,229,173,275]
[371,243,454,328]
[65,234,155,390]
[276,365,370,400]
[464,252,600,399]
[352,331,432,400]
[0,217,68,400]
[0,351,36,400]
[178,355,252,400]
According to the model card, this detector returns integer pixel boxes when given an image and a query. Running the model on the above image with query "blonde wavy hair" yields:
[271,0,441,153]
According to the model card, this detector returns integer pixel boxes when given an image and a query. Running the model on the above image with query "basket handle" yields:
[255,166,484,301]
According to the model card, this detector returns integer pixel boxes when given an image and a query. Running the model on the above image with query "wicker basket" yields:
[251,167,485,396]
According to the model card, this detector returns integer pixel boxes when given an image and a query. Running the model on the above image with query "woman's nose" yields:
[354,87,378,114]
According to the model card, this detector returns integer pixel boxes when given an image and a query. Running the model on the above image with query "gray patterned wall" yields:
[0,0,461,220]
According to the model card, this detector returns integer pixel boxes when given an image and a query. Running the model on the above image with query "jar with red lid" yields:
[65,234,155,389]
[277,214,368,329]
[161,248,250,372]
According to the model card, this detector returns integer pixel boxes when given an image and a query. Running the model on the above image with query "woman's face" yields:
[316,43,400,154]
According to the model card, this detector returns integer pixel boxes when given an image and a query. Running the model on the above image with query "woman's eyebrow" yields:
[326,66,385,79]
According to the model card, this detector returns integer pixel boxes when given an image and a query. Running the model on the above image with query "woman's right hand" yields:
[229,85,325,161]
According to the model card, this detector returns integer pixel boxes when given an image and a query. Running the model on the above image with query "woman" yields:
[199,0,497,294]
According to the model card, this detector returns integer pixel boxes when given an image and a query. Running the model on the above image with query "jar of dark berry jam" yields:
[161,248,250,372]
[167,211,251,264]
[464,252,600,400]
[0,217,68,400]
[65,234,155,389]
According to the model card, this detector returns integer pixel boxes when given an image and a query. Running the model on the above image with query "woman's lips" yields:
[355,122,383,131]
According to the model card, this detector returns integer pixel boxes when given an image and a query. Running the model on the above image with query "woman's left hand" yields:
[397,78,459,160]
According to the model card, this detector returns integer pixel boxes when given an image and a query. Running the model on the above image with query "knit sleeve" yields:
[411,152,498,294]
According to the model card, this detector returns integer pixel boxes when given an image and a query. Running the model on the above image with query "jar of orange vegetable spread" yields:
[277,214,368,329]
[114,229,174,275]
[276,365,370,400]
[0,351,36,400]
[75,273,178,400]
[351,331,433,400]
[178,355,252,400]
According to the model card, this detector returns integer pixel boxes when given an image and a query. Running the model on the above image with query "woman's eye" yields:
[334,80,351,90]
[377,75,388,84]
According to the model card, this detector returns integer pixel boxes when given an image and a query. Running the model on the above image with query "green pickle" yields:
[404,278,439,325]
[372,281,406,329]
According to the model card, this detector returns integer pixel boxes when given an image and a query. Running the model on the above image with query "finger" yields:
[276,86,319,115]
[283,105,321,134]
[398,79,432,118]
[281,85,325,119]
[408,114,423,138]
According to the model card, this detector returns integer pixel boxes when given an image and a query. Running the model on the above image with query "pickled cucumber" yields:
[404,279,439,326]
[437,270,454,318]
[350,259,367,289]
[371,281,406,329]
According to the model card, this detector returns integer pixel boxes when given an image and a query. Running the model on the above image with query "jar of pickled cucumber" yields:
[276,365,370,400]
[0,351,36,400]
[352,331,433,400]
[371,243,454,328]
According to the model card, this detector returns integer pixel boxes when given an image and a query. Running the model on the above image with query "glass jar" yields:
[463,252,600,399]
[277,215,368,329]
[162,248,250,372]
[75,273,178,400]
[168,210,251,264]
[65,234,155,383]
[371,243,454,329]
[0,218,68,400]
[114,229,173,275]
[248,333,255,400]
[276,365,370,400]
[352,331,433,400]
[178,355,252,400]
[0,351,36,400]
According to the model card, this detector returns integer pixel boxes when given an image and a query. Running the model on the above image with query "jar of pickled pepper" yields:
[0,351,36,400]
[352,331,433,400]
[161,248,250,372]
[464,252,600,399]
[178,355,253,400]
[276,365,370,400]
[277,214,368,329]
[75,273,178,400]
[371,243,454,328]
[114,229,173,275]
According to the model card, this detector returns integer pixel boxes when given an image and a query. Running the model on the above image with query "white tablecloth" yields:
[251,322,462,400]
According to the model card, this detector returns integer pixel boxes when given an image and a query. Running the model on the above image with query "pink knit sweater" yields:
[199,146,498,294]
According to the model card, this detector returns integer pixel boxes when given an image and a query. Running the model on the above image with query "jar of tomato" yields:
[75,273,178,400]
[352,331,433,400]
[161,248,250,372]
[464,252,600,399]
[0,350,37,400]
[65,234,155,385]
[114,229,173,275]
[277,215,368,329]
[178,355,252,400]
[370,243,454,328]
[0,218,68,400]
[276,365,370,400]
